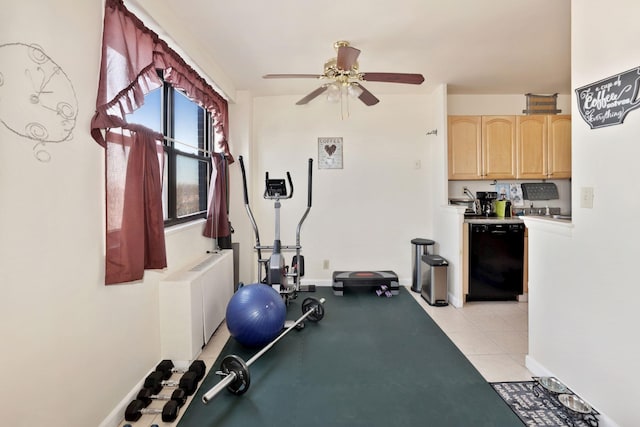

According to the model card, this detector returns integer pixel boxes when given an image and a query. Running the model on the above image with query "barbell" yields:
[202,297,326,404]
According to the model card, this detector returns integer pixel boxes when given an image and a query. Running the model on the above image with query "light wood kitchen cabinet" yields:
[482,116,516,179]
[448,116,482,180]
[547,115,572,178]
[516,114,572,179]
[448,115,516,180]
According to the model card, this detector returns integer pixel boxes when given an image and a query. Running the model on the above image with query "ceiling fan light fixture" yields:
[326,83,341,103]
[347,83,363,98]
[264,41,424,111]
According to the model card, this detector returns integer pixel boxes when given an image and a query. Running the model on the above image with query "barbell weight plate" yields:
[221,354,250,395]
[161,399,180,422]
[301,297,324,322]
[188,360,207,382]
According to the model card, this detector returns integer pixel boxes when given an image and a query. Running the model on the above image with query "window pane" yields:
[126,87,162,132]
[173,90,204,155]
[176,155,208,217]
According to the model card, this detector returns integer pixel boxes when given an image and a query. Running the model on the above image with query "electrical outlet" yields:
[580,187,594,208]
[322,259,330,270]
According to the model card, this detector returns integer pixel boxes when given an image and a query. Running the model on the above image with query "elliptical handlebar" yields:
[239,155,250,205]
[307,158,313,208]
[287,172,294,199]
[238,156,263,273]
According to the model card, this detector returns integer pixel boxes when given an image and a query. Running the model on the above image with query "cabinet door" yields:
[482,116,516,179]
[548,115,571,178]
[516,115,547,179]
[448,116,482,180]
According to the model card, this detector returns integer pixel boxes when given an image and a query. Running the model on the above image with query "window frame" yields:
[128,75,216,227]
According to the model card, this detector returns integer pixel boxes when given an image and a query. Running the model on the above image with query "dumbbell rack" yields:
[123,359,207,425]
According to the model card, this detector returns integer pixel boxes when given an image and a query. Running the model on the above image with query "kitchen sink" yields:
[552,214,572,220]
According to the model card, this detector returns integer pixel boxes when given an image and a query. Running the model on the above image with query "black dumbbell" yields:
[144,370,198,395]
[136,387,187,407]
[155,359,206,381]
[124,399,180,422]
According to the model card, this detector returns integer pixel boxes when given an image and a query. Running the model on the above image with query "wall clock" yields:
[0,42,78,161]
[318,137,343,169]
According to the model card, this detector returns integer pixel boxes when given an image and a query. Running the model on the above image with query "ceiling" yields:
[148,0,571,100]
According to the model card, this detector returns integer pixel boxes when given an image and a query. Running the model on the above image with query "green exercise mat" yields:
[178,287,523,427]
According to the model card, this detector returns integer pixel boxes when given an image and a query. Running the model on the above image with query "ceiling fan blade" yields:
[296,86,329,105]
[361,72,425,85]
[337,46,361,70]
[352,83,379,106]
[263,74,323,79]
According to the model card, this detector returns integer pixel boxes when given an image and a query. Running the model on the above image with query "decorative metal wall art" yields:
[0,43,78,161]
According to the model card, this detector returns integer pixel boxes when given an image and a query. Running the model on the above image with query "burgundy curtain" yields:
[105,127,166,284]
[92,0,231,284]
[203,154,231,242]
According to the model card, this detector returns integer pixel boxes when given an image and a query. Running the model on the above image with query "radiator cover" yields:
[159,250,234,361]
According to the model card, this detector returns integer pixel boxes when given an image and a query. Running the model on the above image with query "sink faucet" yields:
[463,187,474,200]
[463,187,478,213]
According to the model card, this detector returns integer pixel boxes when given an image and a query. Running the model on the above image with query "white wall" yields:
[3,1,634,426]
[0,2,235,426]
[249,94,436,285]
[524,1,640,426]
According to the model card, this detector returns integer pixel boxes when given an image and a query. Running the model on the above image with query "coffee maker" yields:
[476,191,498,216]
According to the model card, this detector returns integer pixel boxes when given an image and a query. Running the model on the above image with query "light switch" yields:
[580,187,594,208]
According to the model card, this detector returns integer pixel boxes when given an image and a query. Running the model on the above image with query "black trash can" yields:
[410,238,435,292]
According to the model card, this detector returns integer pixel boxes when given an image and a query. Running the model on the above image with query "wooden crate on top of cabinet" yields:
[448,115,516,180]
[516,114,571,179]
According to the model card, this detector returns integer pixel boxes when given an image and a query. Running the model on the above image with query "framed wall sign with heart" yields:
[318,137,343,169]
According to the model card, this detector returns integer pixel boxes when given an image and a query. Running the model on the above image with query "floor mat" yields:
[179,287,523,427]
[490,381,600,426]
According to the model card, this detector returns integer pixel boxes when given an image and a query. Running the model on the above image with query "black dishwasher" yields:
[468,223,524,301]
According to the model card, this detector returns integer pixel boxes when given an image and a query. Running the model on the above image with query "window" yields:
[92,0,231,284]
[127,79,221,226]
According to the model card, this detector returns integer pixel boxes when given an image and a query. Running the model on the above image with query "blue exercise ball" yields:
[226,283,286,347]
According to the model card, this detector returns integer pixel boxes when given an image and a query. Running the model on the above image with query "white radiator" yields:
[159,250,234,361]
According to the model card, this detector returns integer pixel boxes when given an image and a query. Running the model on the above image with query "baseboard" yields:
[98,376,147,427]
[525,355,621,427]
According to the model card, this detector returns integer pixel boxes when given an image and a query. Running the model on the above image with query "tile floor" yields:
[122,286,533,426]
[407,288,534,383]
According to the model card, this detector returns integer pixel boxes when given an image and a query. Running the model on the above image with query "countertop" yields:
[464,216,524,224]
[464,215,571,224]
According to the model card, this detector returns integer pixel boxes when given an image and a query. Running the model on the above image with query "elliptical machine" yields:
[238,156,315,304]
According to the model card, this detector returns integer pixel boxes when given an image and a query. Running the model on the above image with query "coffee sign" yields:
[575,67,640,128]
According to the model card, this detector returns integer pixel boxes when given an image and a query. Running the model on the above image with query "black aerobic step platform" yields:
[332,271,399,296]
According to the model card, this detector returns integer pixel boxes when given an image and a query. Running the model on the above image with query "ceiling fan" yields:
[263,41,425,106]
